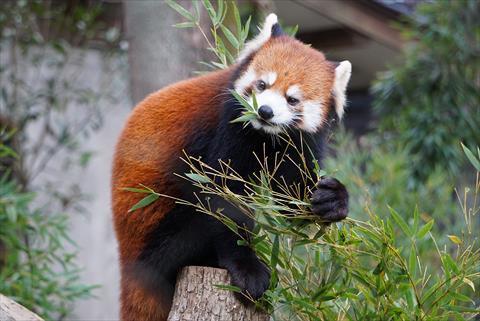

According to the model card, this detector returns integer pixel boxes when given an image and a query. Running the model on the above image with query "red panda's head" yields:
[234,14,352,134]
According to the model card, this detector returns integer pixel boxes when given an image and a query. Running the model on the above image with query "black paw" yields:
[310,176,348,222]
[227,256,271,303]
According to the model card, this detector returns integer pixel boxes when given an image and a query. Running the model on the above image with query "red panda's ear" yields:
[332,61,352,119]
[237,13,280,62]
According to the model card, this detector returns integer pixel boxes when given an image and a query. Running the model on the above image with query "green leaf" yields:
[233,4,242,35]
[122,187,152,194]
[221,216,239,234]
[128,193,159,212]
[416,219,434,239]
[408,244,416,276]
[216,0,225,25]
[461,143,480,171]
[388,206,412,237]
[185,173,211,183]
[271,235,280,268]
[231,90,254,111]
[251,91,258,110]
[6,205,17,222]
[220,25,240,49]
[165,0,193,20]
[442,253,460,274]
[241,16,252,45]
[413,206,419,233]
[202,0,216,23]
[449,291,473,303]
[173,21,195,29]
[230,112,257,124]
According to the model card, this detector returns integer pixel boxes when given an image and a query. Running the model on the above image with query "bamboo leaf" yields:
[408,244,416,276]
[461,143,480,171]
[416,219,434,239]
[216,0,225,24]
[128,193,159,212]
[230,112,257,124]
[166,0,193,20]
[220,25,240,49]
[271,235,280,268]
[122,187,152,194]
[233,3,242,35]
[388,206,412,237]
[202,0,217,24]
[231,90,254,111]
[442,253,460,274]
[241,16,252,45]
[185,173,211,183]
[173,21,195,29]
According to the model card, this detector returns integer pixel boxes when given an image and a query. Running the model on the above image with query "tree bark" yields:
[167,266,270,321]
[0,294,44,321]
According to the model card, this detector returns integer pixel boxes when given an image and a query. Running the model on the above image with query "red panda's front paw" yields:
[310,176,349,222]
[228,257,271,303]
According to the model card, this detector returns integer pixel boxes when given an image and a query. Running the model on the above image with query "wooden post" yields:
[0,294,44,321]
[167,266,270,321]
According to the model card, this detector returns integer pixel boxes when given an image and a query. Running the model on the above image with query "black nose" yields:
[258,105,274,120]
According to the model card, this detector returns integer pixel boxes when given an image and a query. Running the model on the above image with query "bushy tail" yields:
[120,275,172,321]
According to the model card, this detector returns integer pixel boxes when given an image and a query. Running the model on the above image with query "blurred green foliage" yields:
[373,0,480,180]
[324,131,458,237]
[0,0,125,319]
[0,133,95,320]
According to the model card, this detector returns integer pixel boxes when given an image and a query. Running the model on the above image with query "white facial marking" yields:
[300,101,323,133]
[286,85,302,100]
[248,89,296,134]
[333,60,352,119]
[250,119,283,134]
[263,72,277,86]
[234,67,256,94]
[237,13,278,62]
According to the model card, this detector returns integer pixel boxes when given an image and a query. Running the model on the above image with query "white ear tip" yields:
[265,13,278,26]
[265,13,278,25]
[337,60,352,75]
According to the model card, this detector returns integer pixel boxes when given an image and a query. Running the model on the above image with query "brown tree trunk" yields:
[123,0,210,104]
[0,294,44,321]
[167,266,270,321]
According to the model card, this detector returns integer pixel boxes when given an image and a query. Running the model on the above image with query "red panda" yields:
[112,14,351,321]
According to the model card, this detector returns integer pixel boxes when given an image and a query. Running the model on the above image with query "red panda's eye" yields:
[287,96,300,106]
[256,80,266,91]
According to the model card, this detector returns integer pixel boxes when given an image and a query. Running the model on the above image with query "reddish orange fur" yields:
[112,35,339,321]
[249,36,335,124]
[111,68,232,321]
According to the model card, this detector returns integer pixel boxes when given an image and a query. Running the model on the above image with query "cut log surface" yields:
[0,294,44,321]
[167,266,270,321]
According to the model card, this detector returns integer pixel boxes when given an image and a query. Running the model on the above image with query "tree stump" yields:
[0,294,44,321]
[167,266,270,321]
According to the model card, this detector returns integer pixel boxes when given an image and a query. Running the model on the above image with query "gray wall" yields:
[124,0,208,104]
